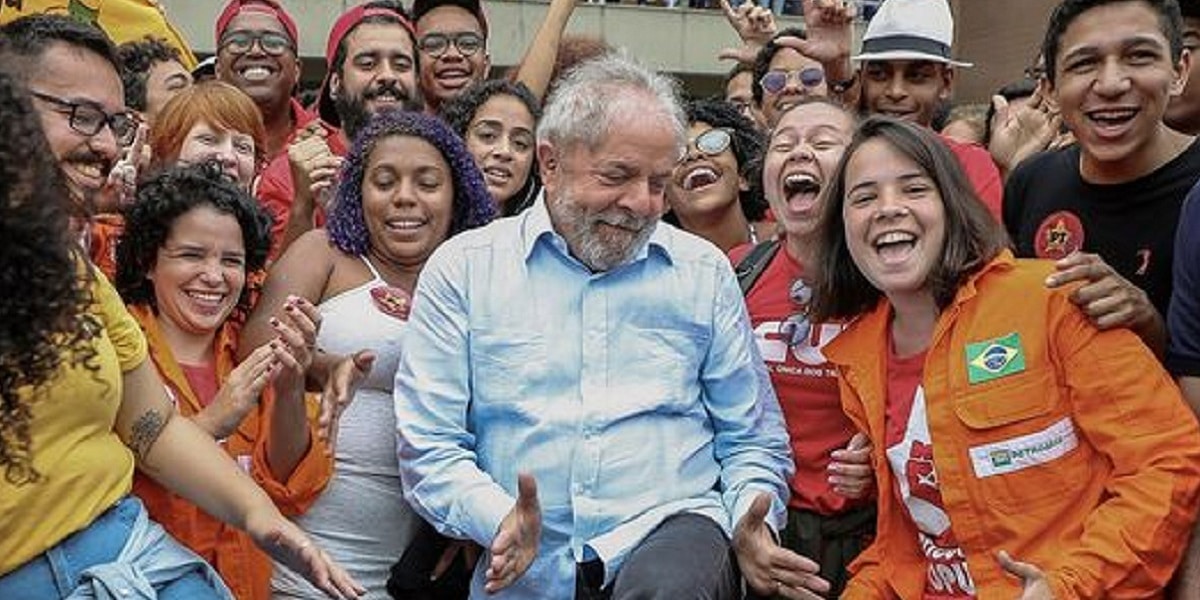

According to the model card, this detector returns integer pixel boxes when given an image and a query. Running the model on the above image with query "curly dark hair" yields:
[439,79,542,216]
[684,97,768,222]
[0,71,99,486]
[751,27,806,106]
[328,109,496,255]
[118,37,183,112]
[115,164,273,316]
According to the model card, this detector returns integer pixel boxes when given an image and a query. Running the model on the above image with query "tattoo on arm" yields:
[127,409,169,460]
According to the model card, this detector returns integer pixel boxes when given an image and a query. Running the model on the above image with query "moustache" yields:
[592,208,650,232]
[363,81,412,103]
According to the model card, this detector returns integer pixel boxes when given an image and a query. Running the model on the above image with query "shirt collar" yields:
[520,191,673,267]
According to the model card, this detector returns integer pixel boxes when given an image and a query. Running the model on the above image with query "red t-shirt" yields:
[941,135,1003,223]
[884,343,976,599]
[731,243,864,515]
[180,362,220,408]
[254,116,349,259]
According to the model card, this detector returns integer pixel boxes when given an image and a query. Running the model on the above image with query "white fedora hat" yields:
[852,0,973,67]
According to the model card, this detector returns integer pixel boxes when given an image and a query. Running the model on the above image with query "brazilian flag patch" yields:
[965,332,1025,384]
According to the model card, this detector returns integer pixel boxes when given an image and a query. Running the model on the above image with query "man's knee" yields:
[610,514,739,600]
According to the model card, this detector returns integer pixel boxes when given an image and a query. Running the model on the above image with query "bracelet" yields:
[830,73,858,95]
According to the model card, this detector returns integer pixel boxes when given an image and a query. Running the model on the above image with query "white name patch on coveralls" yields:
[968,417,1079,478]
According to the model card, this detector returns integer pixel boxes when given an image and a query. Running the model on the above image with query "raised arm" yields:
[511,0,577,103]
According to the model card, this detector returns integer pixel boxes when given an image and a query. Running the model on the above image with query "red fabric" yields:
[730,243,867,515]
[254,118,347,259]
[215,0,299,45]
[883,347,975,599]
[324,6,414,68]
[180,362,220,408]
[941,135,1003,223]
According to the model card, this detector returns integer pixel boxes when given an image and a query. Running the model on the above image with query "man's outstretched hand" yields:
[485,473,541,594]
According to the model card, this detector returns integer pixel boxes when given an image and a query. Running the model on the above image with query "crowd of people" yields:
[3,0,1200,598]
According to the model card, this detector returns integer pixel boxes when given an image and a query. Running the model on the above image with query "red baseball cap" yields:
[316,4,417,125]
[214,0,300,47]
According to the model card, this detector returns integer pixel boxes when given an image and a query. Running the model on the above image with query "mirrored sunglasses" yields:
[686,128,732,158]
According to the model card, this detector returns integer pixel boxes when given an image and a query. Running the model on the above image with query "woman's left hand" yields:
[268,295,322,391]
[246,508,365,599]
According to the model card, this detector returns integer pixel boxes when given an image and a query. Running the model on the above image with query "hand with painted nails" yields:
[192,343,280,439]
[268,295,323,391]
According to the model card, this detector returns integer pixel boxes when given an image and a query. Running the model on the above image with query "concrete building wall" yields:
[950,0,1058,103]
[157,0,811,96]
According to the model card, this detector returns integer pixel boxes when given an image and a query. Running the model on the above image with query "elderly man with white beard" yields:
[393,53,831,600]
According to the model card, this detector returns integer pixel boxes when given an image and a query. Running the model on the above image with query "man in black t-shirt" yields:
[1004,0,1196,355]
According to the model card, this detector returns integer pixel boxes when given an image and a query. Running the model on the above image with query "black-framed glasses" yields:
[219,30,294,56]
[759,68,825,94]
[29,90,137,145]
[418,32,485,58]
[685,128,732,158]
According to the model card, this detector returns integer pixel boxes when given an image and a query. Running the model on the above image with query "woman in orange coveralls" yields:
[807,116,1200,599]
[114,164,332,600]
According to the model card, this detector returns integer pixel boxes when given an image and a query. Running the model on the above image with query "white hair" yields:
[537,51,686,156]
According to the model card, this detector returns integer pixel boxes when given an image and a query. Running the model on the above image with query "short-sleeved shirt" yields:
[0,269,147,575]
[1003,140,1200,318]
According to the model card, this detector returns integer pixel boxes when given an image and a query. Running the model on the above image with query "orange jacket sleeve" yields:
[1044,299,1200,598]
[249,390,333,516]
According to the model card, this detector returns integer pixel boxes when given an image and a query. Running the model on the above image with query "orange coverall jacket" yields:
[826,252,1200,599]
[128,305,332,600]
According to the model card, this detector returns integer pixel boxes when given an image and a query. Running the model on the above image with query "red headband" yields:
[215,0,299,46]
[325,6,416,67]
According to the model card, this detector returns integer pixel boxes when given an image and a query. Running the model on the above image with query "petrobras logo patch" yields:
[969,417,1079,478]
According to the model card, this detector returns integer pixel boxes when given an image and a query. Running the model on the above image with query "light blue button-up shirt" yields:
[394,196,794,598]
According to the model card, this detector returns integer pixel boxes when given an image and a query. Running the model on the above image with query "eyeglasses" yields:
[759,68,825,94]
[778,279,814,348]
[219,30,295,56]
[418,32,485,58]
[29,90,137,145]
[684,128,732,158]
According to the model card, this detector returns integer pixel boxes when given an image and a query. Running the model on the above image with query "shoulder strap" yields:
[734,239,781,296]
[360,255,385,282]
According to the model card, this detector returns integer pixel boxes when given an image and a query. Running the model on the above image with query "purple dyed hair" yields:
[327,109,495,255]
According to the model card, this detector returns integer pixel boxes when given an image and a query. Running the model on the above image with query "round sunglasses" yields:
[759,68,825,95]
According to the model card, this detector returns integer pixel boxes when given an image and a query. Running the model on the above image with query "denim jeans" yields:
[0,496,229,599]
